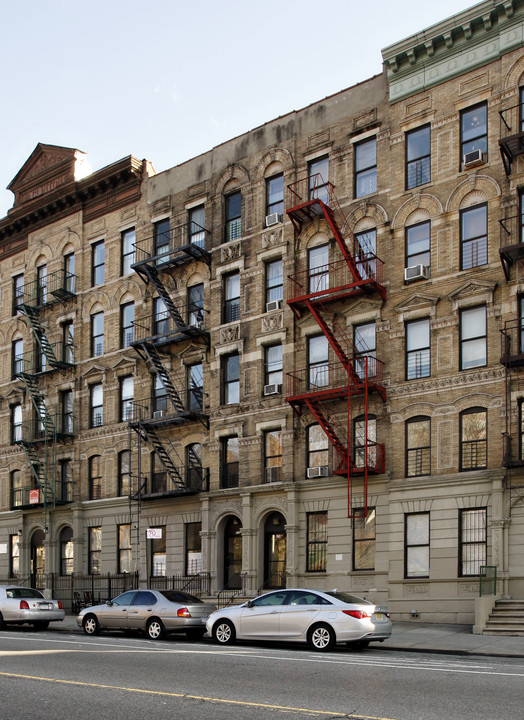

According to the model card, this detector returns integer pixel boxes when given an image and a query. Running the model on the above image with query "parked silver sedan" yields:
[206,588,392,651]
[0,585,65,630]
[77,589,216,640]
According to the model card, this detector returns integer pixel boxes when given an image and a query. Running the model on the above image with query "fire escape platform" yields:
[131,244,210,279]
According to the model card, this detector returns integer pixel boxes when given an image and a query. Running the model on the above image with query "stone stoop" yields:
[483,599,524,636]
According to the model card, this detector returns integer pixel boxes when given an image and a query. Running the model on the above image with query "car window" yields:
[251,591,288,607]
[111,591,136,605]
[7,588,44,599]
[160,590,202,604]
[132,591,157,606]
[287,591,332,606]
[326,591,372,605]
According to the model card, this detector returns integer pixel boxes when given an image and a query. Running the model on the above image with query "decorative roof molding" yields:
[381,0,524,103]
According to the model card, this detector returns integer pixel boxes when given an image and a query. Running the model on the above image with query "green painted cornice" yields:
[382,0,524,103]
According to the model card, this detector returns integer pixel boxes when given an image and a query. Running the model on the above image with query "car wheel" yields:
[186,629,205,641]
[308,623,335,651]
[32,621,49,631]
[0,612,6,630]
[213,619,236,645]
[82,614,100,636]
[146,618,165,640]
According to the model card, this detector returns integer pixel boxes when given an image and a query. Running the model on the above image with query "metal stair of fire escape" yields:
[140,342,186,416]
[21,304,61,369]
[135,423,185,491]
[134,263,187,331]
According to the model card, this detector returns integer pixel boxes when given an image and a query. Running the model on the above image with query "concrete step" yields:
[483,628,524,636]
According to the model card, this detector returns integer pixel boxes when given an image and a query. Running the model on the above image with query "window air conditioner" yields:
[265,466,281,483]
[463,149,484,167]
[404,264,429,283]
[265,213,282,228]
[153,410,165,419]
[264,383,281,396]
[266,300,282,312]
[307,466,329,478]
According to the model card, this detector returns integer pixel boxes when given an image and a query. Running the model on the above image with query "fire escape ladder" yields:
[21,304,60,369]
[17,373,56,437]
[140,342,186,416]
[17,441,54,504]
[132,422,185,491]
[136,263,186,331]
[305,398,349,473]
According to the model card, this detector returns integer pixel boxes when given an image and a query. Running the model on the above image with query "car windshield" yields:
[326,591,373,606]
[6,588,44,599]
[159,590,202,604]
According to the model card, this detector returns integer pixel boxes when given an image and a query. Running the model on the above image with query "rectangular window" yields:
[308,334,329,389]
[266,174,284,217]
[221,436,239,488]
[461,103,487,161]
[406,417,431,476]
[61,389,73,434]
[187,362,203,411]
[64,252,75,294]
[59,459,73,502]
[354,321,376,378]
[353,508,376,571]
[12,274,24,315]
[460,306,486,370]
[121,228,136,275]
[265,259,283,308]
[118,450,131,496]
[187,284,204,327]
[355,138,377,198]
[264,429,282,483]
[153,375,168,415]
[90,384,103,428]
[406,221,430,269]
[10,470,23,508]
[120,376,134,421]
[354,415,377,469]
[406,125,431,189]
[151,526,166,576]
[154,297,169,336]
[405,512,430,578]
[90,312,104,357]
[306,512,327,572]
[225,191,241,241]
[189,205,206,248]
[307,424,329,471]
[308,244,329,293]
[461,204,487,269]
[265,344,283,388]
[88,527,102,574]
[120,302,135,348]
[185,522,202,575]
[62,320,74,364]
[89,455,102,500]
[222,353,240,404]
[154,218,170,260]
[459,508,487,576]
[308,156,329,204]
[12,338,23,377]
[223,272,240,323]
[11,403,22,443]
[10,534,19,576]
[91,241,105,286]
[520,399,524,462]
[460,408,487,471]
[118,524,132,573]
[37,265,47,305]
[60,529,73,575]
[406,318,430,379]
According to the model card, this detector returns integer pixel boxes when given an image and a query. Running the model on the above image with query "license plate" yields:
[374,612,384,621]
[39,603,51,610]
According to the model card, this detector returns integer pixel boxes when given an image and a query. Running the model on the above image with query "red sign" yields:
[29,489,40,504]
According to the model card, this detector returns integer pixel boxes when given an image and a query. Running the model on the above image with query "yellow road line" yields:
[0,671,399,720]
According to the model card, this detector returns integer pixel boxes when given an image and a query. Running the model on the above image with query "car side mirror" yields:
[106,600,113,606]
[245,600,253,608]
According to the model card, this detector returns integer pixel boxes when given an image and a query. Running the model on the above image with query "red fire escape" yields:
[285,174,386,518]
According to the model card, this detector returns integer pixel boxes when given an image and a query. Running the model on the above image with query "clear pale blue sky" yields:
[0,0,478,218]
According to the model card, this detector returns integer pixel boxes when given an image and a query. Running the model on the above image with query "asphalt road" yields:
[0,627,523,720]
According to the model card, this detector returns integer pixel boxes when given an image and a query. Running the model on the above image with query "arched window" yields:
[89,455,102,499]
[60,527,73,576]
[405,416,431,477]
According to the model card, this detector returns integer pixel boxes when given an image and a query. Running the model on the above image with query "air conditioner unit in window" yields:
[404,264,429,283]
[463,149,484,167]
[265,213,282,228]
[307,466,329,478]
[266,300,282,312]
[264,383,281,396]
[265,466,282,483]
[153,410,165,419]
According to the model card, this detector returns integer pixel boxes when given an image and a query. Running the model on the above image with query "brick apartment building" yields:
[1,0,524,624]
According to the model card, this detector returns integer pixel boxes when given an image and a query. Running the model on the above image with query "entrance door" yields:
[31,529,46,589]
[224,516,242,589]
[264,513,286,588]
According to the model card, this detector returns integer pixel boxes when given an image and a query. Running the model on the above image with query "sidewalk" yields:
[56,615,524,658]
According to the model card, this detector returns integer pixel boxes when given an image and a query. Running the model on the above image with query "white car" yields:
[0,585,65,630]
[206,588,392,651]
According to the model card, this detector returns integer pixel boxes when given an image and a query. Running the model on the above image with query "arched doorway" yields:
[264,512,286,588]
[223,516,242,589]
[31,529,46,588]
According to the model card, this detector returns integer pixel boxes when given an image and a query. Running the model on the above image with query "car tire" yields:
[308,623,335,651]
[0,612,6,630]
[32,621,49,631]
[82,614,100,636]
[212,619,236,645]
[186,629,205,641]
[146,618,165,640]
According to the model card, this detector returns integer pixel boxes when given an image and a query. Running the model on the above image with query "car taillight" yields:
[58,601,63,610]
[342,610,371,619]
[20,600,30,610]
[177,607,191,618]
